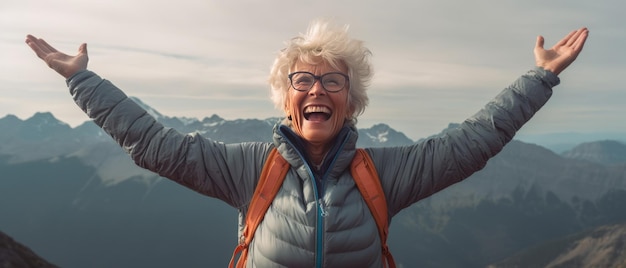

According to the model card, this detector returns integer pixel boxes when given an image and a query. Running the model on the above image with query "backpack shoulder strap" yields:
[229,147,289,268]
[230,148,396,268]
[351,148,396,268]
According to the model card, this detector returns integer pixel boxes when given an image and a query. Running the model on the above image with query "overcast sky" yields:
[1,0,623,140]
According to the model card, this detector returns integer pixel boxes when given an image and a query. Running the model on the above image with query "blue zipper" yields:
[278,127,351,268]
[314,134,350,267]
[278,132,324,267]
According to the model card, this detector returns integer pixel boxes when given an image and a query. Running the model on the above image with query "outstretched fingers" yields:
[559,28,589,51]
[25,35,48,60]
[554,30,576,48]
[563,30,579,47]
[38,37,59,54]
[571,28,589,53]
[26,35,62,62]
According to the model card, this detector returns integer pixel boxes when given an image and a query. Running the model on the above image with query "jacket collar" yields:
[273,122,358,179]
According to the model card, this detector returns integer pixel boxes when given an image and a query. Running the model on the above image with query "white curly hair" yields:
[268,18,373,126]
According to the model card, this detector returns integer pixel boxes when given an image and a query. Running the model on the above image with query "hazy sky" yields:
[1,0,624,140]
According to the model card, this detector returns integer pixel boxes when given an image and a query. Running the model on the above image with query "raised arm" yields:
[375,27,590,215]
[24,34,265,208]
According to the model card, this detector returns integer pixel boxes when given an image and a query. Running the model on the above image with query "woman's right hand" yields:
[533,28,588,76]
[25,35,88,79]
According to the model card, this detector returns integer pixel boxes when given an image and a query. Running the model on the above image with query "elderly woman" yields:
[26,20,587,267]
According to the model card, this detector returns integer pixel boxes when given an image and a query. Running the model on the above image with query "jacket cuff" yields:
[531,66,560,88]
[65,70,96,91]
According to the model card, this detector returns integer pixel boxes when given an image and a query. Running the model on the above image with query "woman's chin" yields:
[298,118,343,144]
[300,127,335,144]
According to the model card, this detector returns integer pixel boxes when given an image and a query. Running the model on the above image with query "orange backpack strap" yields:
[230,148,396,268]
[229,148,289,268]
[351,148,396,268]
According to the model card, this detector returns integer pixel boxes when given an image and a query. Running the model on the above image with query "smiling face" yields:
[285,59,352,148]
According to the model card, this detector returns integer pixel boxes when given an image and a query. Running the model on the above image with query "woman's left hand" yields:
[534,27,589,76]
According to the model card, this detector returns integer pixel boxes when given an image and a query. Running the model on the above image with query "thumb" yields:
[535,35,544,50]
[78,43,88,55]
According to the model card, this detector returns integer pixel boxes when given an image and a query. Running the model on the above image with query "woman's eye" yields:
[324,79,339,86]
[295,76,313,85]
[297,79,311,85]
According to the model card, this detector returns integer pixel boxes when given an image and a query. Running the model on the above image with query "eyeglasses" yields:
[288,71,349,93]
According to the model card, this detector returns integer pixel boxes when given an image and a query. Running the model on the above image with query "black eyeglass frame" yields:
[287,71,350,93]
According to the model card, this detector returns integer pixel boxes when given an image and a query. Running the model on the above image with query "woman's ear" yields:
[283,100,291,119]
[283,101,289,114]
[347,103,355,120]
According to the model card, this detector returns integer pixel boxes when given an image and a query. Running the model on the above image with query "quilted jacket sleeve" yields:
[369,67,560,216]
[66,70,268,208]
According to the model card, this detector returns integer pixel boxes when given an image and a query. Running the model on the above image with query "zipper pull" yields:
[319,199,329,217]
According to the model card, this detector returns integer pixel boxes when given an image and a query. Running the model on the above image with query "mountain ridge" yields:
[562,140,626,165]
[0,230,58,268]
[2,97,626,267]
[3,95,626,153]
[489,222,626,268]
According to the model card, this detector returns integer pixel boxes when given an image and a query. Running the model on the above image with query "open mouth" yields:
[303,106,332,121]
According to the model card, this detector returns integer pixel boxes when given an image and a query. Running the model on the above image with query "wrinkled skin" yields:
[285,59,352,165]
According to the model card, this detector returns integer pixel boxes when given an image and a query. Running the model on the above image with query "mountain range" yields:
[1,96,626,267]
[489,223,626,267]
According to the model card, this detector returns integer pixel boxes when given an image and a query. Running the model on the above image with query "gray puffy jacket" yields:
[66,67,558,267]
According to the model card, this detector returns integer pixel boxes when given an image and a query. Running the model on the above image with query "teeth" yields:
[304,106,331,114]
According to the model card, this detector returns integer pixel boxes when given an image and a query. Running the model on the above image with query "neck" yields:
[306,142,330,166]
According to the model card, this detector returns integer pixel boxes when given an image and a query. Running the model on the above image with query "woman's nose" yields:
[308,79,326,95]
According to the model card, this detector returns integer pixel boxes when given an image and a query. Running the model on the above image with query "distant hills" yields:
[490,223,626,267]
[1,97,626,267]
[563,140,626,165]
[515,131,626,154]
